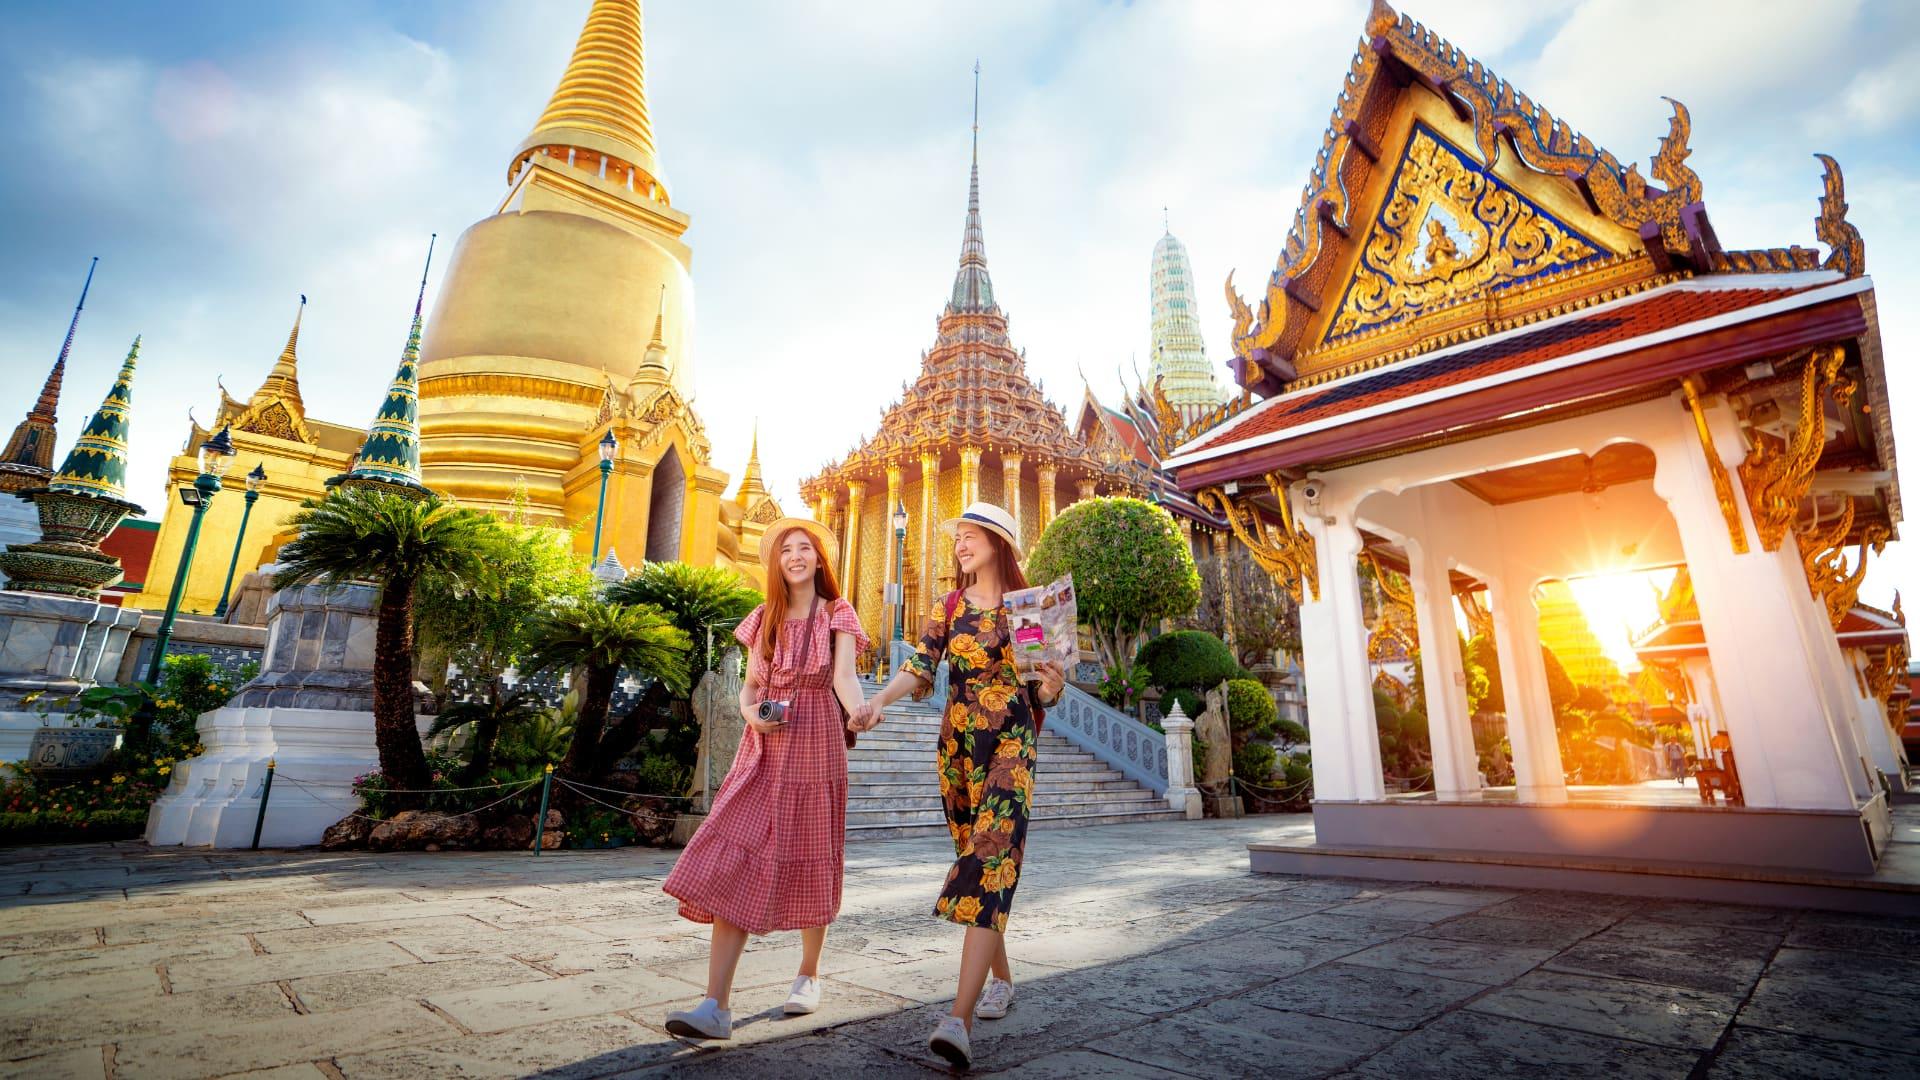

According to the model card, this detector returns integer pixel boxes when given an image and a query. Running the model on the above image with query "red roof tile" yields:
[1184,284,1818,458]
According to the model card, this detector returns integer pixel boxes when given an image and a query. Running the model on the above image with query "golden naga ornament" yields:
[1363,552,1419,661]
[1800,500,1887,631]
[1738,346,1851,553]
[1457,587,1495,641]
[1196,474,1319,603]
[1679,377,1748,555]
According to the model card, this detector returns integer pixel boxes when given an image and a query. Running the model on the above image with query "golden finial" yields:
[636,283,669,382]
[252,294,307,414]
[513,0,661,195]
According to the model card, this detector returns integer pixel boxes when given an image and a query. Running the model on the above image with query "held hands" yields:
[846,701,884,734]
[746,713,786,735]
[1035,660,1066,705]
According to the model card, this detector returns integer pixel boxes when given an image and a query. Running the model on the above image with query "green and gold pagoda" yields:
[0,337,148,597]
[328,241,433,497]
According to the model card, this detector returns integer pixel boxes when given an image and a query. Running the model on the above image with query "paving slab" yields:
[1238,961,1484,1031]
[1347,1010,1702,1078]
[1339,936,1558,986]
[1466,969,1742,1049]
[1705,1024,1920,1079]
[330,1013,689,1079]
[4,816,1919,1077]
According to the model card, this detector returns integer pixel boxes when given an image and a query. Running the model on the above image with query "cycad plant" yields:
[606,561,761,679]
[425,690,549,784]
[275,487,505,794]
[525,598,691,781]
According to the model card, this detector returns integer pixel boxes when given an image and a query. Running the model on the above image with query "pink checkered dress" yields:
[662,598,867,935]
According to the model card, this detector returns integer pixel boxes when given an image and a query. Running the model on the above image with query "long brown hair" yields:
[951,525,1028,598]
[759,526,842,662]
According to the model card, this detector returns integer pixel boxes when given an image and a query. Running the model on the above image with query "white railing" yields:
[1051,684,1170,795]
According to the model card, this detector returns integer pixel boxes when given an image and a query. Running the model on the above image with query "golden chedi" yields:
[418,0,756,577]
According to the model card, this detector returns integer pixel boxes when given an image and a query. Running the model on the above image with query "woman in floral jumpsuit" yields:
[858,502,1065,1069]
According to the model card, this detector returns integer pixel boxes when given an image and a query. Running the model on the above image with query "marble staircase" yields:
[847,697,1184,839]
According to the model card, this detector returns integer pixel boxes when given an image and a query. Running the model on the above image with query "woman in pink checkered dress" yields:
[661,519,871,1040]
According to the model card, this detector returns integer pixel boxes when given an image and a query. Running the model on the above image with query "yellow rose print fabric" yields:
[907,593,1040,930]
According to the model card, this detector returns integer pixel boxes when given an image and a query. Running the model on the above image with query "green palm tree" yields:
[606,561,761,680]
[525,598,691,781]
[426,689,548,784]
[275,487,505,794]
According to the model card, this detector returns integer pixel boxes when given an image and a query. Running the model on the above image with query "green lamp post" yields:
[145,425,236,685]
[891,500,909,643]
[212,461,267,619]
[591,429,616,563]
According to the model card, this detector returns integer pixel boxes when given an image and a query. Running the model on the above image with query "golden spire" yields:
[735,422,767,507]
[513,0,661,195]
[251,294,306,416]
[636,284,669,382]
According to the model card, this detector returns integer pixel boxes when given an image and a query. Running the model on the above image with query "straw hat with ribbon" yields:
[941,501,1023,560]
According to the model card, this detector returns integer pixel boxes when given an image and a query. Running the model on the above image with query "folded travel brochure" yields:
[1005,573,1077,682]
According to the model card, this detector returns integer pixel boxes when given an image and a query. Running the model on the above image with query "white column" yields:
[1650,394,1867,810]
[1297,496,1384,802]
[1160,702,1203,818]
[1849,652,1907,787]
[1487,575,1566,803]
[1406,539,1478,799]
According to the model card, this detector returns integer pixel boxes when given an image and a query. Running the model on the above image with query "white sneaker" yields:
[975,977,1014,1019]
[664,997,732,1040]
[928,1015,972,1069]
[784,975,822,1015]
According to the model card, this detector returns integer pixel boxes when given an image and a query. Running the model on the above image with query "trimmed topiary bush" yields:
[1225,678,1279,743]
[1136,630,1245,696]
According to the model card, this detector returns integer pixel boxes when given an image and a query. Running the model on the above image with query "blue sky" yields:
[4,0,1920,614]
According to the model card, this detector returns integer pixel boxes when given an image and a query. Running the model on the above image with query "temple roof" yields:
[802,86,1146,494]
[1171,271,1867,481]
[512,0,663,198]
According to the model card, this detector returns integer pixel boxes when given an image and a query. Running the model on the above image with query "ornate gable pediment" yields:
[1321,123,1608,344]
[1226,0,1705,394]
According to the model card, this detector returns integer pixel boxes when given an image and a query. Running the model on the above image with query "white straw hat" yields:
[941,501,1023,560]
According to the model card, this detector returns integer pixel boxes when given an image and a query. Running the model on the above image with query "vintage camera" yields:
[756,699,789,724]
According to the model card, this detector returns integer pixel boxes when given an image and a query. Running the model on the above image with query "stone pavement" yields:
[3,816,1918,1078]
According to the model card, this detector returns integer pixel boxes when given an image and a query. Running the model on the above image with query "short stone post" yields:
[1161,701,1203,819]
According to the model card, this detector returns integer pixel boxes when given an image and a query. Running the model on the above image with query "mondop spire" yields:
[0,258,93,493]
[948,61,996,314]
[1149,223,1228,412]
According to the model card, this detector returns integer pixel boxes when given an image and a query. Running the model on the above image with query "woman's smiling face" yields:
[779,530,819,586]
[953,522,995,577]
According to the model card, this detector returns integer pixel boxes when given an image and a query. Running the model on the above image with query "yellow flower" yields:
[976,808,998,835]
[935,896,954,916]
[953,896,983,924]
[110,775,126,784]
[967,779,984,805]
[949,634,990,670]
[1011,765,1033,800]
[993,912,1008,932]
[981,859,1019,893]
[994,734,1023,760]
[157,766,172,776]
[977,682,1017,713]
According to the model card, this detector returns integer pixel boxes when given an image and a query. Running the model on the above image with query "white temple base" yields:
[146,706,430,849]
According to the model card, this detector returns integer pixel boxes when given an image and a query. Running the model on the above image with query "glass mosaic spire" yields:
[332,238,434,495]
[48,336,140,500]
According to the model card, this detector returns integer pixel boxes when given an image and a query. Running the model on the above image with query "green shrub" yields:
[1233,742,1277,783]
[1162,687,1204,722]
[632,753,691,798]
[1136,631,1244,696]
[1028,498,1202,681]
[0,807,148,846]
[1273,717,1308,749]
[1225,678,1279,743]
